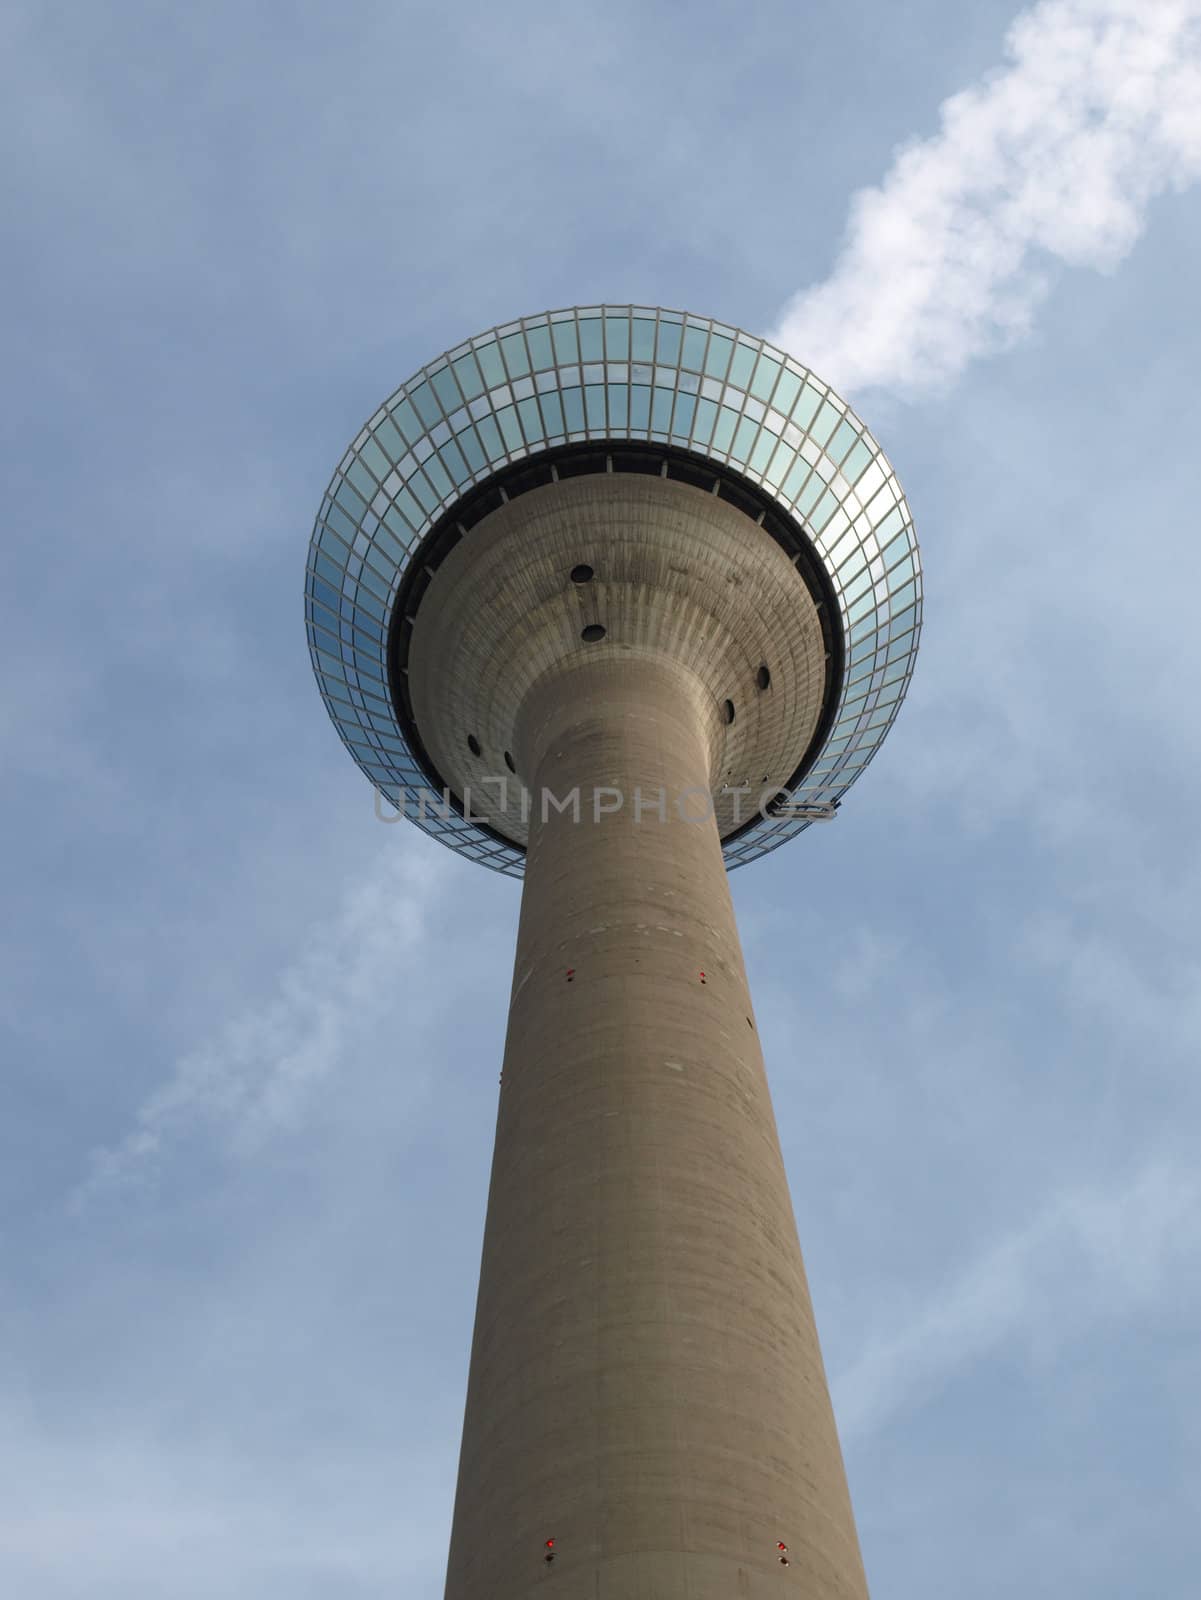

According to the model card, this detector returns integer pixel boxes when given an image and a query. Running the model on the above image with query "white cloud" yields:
[74,845,446,1204]
[771,0,1201,394]
[834,1155,1201,1440]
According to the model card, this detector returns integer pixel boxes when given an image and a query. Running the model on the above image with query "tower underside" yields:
[408,476,870,1599]
[401,470,840,850]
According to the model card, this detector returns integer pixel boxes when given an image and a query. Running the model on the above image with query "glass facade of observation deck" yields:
[305,306,921,876]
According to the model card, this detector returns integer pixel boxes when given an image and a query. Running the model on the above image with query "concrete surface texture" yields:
[411,478,869,1599]
[406,474,829,845]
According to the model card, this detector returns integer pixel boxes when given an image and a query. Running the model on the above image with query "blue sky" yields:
[3,1,1200,1594]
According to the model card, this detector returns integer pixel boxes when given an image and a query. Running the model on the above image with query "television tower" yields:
[305,307,921,1598]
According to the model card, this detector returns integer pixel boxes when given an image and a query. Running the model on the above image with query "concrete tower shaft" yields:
[442,654,867,1600]
[408,479,870,1599]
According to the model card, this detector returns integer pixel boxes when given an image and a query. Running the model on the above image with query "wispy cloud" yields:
[74,846,445,1204]
[772,0,1201,394]
[834,1155,1201,1439]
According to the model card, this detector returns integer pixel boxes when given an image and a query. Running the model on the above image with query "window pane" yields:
[631,318,656,360]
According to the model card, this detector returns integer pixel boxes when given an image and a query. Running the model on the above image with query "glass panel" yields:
[346,458,376,499]
[373,525,404,562]
[607,384,629,429]
[791,382,822,429]
[389,398,421,441]
[392,487,424,528]
[711,404,738,453]
[691,396,718,446]
[308,619,339,655]
[314,552,344,589]
[325,505,357,542]
[552,321,580,364]
[539,390,565,435]
[517,395,544,441]
[315,648,347,681]
[842,564,873,604]
[431,368,461,413]
[358,563,388,602]
[456,425,486,473]
[475,415,504,461]
[771,370,801,416]
[810,398,841,446]
[375,418,407,463]
[749,430,775,474]
[762,439,792,489]
[351,587,385,623]
[795,472,825,515]
[828,417,859,464]
[476,341,506,388]
[500,332,530,379]
[655,321,682,365]
[549,385,578,431]
[671,392,695,436]
[750,354,782,404]
[334,476,366,521]
[877,531,907,571]
[310,579,342,620]
[681,325,708,371]
[526,325,553,370]
[781,458,809,501]
[629,385,651,430]
[424,453,452,499]
[584,384,606,429]
[704,333,733,380]
[651,386,674,432]
[731,414,758,463]
[874,504,906,543]
[631,318,656,360]
[439,439,467,481]
[578,318,604,360]
[452,353,484,401]
[604,316,630,358]
[409,380,442,427]
[886,624,916,661]
[360,437,391,480]
[728,343,756,390]
[317,526,352,564]
[495,405,523,451]
[380,503,412,544]
[841,438,873,483]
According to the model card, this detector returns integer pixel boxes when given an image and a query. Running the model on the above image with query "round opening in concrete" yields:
[571,563,594,584]
[757,664,771,691]
[467,733,482,757]
[581,624,606,643]
[722,699,735,724]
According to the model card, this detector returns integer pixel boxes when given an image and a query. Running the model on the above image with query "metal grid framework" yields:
[305,305,922,876]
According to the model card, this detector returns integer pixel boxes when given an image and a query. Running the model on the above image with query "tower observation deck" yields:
[305,307,921,1599]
